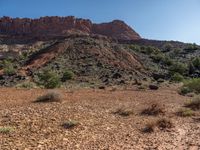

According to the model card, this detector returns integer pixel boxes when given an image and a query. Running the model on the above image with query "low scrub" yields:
[61,70,74,82]
[180,78,200,95]
[38,69,61,89]
[141,103,165,116]
[35,91,62,103]
[185,96,200,110]
[176,108,195,117]
[0,127,14,134]
[16,82,37,89]
[113,108,134,117]
[142,118,173,133]
[171,73,184,82]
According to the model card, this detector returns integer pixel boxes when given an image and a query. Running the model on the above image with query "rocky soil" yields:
[0,85,199,149]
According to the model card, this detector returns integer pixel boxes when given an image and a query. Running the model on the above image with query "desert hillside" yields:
[0,16,200,150]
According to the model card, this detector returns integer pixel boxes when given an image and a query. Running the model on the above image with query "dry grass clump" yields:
[156,118,173,130]
[62,120,79,129]
[142,118,173,133]
[142,121,156,133]
[113,108,134,117]
[176,108,195,117]
[35,91,62,103]
[0,126,14,134]
[185,96,200,110]
[141,103,165,116]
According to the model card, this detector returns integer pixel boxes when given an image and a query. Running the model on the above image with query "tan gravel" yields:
[0,86,199,150]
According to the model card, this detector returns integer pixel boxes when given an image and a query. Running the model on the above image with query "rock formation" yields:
[0,16,141,41]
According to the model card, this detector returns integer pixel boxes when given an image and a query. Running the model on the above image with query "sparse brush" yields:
[142,118,173,133]
[177,108,195,117]
[185,96,200,110]
[62,120,79,129]
[0,127,14,134]
[113,108,134,117]
[141,103,164,116]
[142,121,156,133]
[16,82,37,89]
[156,118,173,130]
[35,91,62,103]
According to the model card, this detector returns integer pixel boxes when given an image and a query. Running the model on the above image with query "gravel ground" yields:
[0,86,199,150]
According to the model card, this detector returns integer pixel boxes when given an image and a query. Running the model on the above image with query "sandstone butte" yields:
[0,16,141,41]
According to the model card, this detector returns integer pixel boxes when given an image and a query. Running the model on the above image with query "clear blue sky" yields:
[0,0,200,44]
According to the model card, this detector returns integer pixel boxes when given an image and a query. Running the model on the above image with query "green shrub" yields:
[169,62,188,75]
[62,70,74,82]
[0,127,14,134]
[163,43,173,51]
[150,53,164,62]
[3,60,16,75]
[16,82,37,89]
[171,73,184,82]
[184,43,198,51]
[162,56,173,66]
[179,87,193,95]
[192,57,200,69]
[129,45,141,52]
[181,78,200,94]
[177,108,195,117]
[38,69,61,89]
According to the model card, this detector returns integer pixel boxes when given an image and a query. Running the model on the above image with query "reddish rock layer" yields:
[0,16,141,41]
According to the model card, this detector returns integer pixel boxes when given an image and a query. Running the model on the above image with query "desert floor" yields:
[0,85,199,150]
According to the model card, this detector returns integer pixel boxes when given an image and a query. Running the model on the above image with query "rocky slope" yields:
[0,36,147,86]
[0,16,141,41]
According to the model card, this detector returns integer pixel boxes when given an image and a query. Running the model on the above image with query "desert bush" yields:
[62,120,79,129]
[176,108,195,117]
[150,53,164,62]
[156,118,173,130]
[142,118,173,133]
[35,91,62,103]
[184,43,199,51]
[171,73,184,82]
[163,43,173,52]
[142,121,156,133]
[38,69,61,89]
[185,96,200,110]
[129,44,141,52]
[61,70,74,82]
[3,60,16,75]
[141,103,164,116]
[169,62,188,75]
[179,87,193,95]
[16,82,37,89]
[180,78,200,94]
[0,127,14,134]
[113,108,133,117]
[191,57,200,69]
[162,56,173,66]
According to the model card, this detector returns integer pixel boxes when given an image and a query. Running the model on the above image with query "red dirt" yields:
[0,86,199,149]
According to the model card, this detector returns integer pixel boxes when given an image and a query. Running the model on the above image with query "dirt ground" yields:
[0,85,199,150]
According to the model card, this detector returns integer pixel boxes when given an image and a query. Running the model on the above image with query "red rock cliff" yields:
[0,16,141,41]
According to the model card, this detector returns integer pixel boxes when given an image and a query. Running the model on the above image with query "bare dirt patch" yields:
[0,86,199,149]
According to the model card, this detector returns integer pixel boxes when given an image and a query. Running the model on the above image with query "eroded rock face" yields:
[0,16,141,41]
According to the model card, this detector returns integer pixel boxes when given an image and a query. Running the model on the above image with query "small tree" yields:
[3,60,16,75]
[38,69,61,89]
